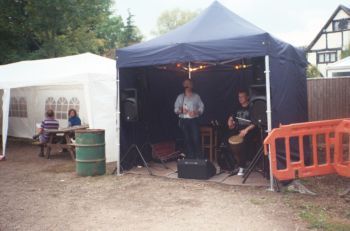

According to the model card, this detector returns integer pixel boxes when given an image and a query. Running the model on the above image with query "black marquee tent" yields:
[115,1,308,182]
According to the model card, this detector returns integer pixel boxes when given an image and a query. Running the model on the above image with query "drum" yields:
[228,135,243,145]
[228,135,243,161]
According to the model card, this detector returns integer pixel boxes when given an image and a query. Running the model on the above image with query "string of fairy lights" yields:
[157,60,252,73]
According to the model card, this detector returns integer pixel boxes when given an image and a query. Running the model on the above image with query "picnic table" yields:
[45,125,89,160]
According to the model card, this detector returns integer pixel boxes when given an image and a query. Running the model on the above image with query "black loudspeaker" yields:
[177,159,216,180]
[249,83,267,127]
[121,88,139,122]
[251,57,265,84]
[249,84,266,99]
[250,97,267,128]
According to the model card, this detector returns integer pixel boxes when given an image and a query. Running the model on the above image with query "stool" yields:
[200,126,217,162]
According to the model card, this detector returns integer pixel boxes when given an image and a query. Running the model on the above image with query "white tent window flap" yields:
[56,97,68,120]
[19,97,28,117]
[69,97,80,113]
[9,97,18,117]
[9,97,28,118]
[45,97,56,113]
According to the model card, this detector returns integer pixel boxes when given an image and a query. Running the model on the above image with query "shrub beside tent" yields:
[0,53,118,162]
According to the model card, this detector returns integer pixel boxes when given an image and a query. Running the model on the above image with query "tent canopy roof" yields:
[327,56,350,70]
[0,53,116,89]
[127,1,265,47]
[117,1,306,68]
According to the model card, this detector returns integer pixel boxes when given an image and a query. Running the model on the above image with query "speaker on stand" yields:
[121,88,139,122]
[242,87,268,183]
[251,56,265,85]
[113,88,153,175]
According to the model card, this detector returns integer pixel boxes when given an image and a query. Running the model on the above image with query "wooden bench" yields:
[34,125,88,160]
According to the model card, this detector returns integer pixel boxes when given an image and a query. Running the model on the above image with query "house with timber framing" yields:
[307,5,350,77]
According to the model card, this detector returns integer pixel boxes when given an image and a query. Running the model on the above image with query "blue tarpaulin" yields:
[117,1,306,68]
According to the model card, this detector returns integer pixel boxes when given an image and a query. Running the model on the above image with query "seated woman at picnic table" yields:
[34,109,59,157]
[65,108,82,144]
[68,108,81,127]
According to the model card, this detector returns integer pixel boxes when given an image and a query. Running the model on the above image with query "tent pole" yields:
[188,62,191,79]
[1,89,10,160]
[116,58,121,176]
[265,55,274,192]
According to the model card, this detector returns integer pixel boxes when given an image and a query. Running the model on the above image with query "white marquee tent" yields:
[0,53,118,162]
[326,56,350,77]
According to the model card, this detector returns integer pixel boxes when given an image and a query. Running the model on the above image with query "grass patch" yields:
[346,211,350,220]
[299,204,350,231]
[250,198,263,205]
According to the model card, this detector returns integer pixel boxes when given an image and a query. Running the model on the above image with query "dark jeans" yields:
[239,131,256,168]
[180,118,203,159]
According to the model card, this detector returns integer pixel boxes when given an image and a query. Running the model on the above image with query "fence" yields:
[264,119,350,181]
[307,77,350,121]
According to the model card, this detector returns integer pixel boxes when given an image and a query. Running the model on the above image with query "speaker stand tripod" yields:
[113,123,153,176]
[113,143,153,175]
[242,124,267,184]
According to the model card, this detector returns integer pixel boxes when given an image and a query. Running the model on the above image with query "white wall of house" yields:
[307,7,350,77]
[313,35,326,50]
[344,31,350,48]
[334,10,349,20]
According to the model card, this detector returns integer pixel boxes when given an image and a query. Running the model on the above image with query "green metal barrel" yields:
[75,129,106,176]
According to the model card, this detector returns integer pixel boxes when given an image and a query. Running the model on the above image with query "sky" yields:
[114,0,350,47]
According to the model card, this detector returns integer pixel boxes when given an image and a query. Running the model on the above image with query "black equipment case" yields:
[177,159,216,180]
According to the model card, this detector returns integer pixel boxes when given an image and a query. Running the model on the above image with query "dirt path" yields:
[0,141,309,231]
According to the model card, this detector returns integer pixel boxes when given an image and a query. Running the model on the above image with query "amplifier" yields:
[177,159,216,180]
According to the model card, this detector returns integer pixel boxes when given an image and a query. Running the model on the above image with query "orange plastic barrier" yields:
[264,119,350,181]
[334,119,350,177]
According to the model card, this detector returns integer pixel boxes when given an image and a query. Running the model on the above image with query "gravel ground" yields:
[0,140,312,230]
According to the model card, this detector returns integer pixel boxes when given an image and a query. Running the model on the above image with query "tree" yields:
[306,64,322,78]
[24,0,113,58]
[341,43,350,59]
[96,15,125,52]
[0,0,31,64]
[0,0,143,64]
[119,10,143,47]
[152,8,200,36]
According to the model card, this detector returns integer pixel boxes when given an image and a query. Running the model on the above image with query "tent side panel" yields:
[269,56,309,170]
[8,86,87,139]
[270,57,308,127]
[89,79,118,163]
[2,89,10,156]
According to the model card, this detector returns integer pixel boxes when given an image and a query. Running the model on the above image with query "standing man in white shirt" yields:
[174,79,204,159]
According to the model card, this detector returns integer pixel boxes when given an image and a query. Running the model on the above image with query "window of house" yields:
[324,53,330,62]
[333,19,350,31]
[45,97,56,114]
[330,53,337,62]
[56,97,68,120]
[332,72,350,77]
[317,52,337,64]
[68,97,80,113]
[318,54,325,63]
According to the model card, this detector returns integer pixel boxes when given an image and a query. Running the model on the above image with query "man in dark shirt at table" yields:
[37,109,59,157]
